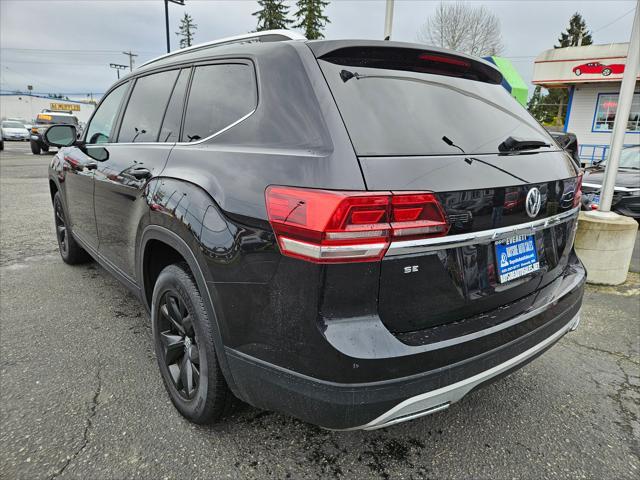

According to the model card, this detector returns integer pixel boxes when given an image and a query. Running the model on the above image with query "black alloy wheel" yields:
[52,192,90,264]
[157,291,201,399]
[151,263,234,424]
[54,198,69,257]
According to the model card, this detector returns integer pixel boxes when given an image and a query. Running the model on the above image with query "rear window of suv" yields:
[318,48,553,157]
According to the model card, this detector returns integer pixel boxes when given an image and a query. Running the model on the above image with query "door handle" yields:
[85,162,98,170]
[130,167,151,179]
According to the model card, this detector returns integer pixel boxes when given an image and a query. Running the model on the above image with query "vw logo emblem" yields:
[526,187,542,218]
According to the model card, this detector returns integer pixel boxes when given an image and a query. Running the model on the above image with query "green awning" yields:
[484,56,528,106]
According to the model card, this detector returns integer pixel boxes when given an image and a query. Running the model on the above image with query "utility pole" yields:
[164,0,185,53]
[122,50,138,71]
[109,63,128,80]
[599,0,640,212]
[384,0,394,40]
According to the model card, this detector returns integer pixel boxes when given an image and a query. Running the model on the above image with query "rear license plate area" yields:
[495,234,539,283]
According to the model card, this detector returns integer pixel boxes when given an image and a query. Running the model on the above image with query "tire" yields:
[53,192,91,264]
[30,140,41,155]
[574,68,581,76]
[602,68,611,76]
[151,262,234,424]
[42,145,49,153]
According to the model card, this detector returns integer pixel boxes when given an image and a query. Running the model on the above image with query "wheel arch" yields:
[137,224,239,394]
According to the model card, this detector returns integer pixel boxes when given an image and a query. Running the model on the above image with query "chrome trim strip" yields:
[82,109,256,148]
[175,109,257,146]
[140,30,306,68]
[385,206,580,256]
[345,312,579,431]
[582,182,640,193]
[280,237,387,260]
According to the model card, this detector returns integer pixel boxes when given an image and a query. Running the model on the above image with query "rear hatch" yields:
[310,41,582,334]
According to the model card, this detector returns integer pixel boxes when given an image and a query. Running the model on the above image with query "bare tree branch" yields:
[418,2,503,57]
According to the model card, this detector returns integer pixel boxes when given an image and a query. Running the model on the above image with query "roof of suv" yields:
[132,30,500,78]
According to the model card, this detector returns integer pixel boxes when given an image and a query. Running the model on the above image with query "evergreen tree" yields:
[253,0,292,32]
[294,0,330,40]
[527,13,593,125]
[176,13,197,49]
[556,12,592,48]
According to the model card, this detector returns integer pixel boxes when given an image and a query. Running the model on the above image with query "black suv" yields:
[45,31,585,430]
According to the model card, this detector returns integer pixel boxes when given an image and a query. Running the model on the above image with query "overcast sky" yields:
[0,0,636,98]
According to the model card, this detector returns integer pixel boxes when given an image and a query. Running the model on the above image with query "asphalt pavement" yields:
[1,141,639,480]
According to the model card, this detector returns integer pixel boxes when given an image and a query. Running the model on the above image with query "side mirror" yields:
[44,125,77,148]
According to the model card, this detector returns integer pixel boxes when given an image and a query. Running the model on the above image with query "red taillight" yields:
[418,53,470,68]
[265,186,449,263]
[573,173,583,208]
[391,193,449,238]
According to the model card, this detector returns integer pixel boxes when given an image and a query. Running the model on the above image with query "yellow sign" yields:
[50,102,80,112]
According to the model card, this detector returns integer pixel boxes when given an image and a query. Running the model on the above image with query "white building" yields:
[0,93,96,125]
[532,42,639,165]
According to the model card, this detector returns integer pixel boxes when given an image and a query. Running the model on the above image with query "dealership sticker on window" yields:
[495,234,539,283]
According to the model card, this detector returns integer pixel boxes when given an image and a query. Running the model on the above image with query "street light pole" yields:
[599,0,640,212]
[164,0,185,54]
[384,0,394,40]
[109,63,128,80]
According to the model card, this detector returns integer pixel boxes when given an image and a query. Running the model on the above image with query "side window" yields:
[158,68,190,143]
[85,83,128,144]
[182,64,256,142]
[118,69,179,143]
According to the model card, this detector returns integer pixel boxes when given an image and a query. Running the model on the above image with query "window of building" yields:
[182,63,257,142]
[118,69,179,143]
[593,93,640,133]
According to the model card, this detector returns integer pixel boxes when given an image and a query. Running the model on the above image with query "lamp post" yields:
[598,0,640,213]
[384,0,394,40]
[109,63,128,80]
[164,0,185,53]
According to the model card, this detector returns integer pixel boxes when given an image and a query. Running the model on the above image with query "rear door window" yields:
[318,51,554,157]
[118,69,179,143]
[181,63,257,142]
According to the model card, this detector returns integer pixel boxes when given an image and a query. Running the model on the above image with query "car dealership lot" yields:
[0,141,638,479]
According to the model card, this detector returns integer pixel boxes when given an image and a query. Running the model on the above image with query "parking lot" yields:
[0,140,638,479]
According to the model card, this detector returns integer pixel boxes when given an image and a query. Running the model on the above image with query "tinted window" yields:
[182,64,256,142]
[118,69,179,143]
[85,82,128,144]
[319,60,554,156]
[158,68,190,143]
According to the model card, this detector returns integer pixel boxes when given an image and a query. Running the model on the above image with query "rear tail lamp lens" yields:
[391,193,449,238]
[573,172,583,208]
[265,186,449,263]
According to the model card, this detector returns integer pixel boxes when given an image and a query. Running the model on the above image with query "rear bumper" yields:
[226,258,585,429]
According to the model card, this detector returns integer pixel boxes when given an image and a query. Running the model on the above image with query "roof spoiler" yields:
[139,30,306,69]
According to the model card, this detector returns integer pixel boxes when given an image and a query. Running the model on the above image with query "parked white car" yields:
[1,120,30,141]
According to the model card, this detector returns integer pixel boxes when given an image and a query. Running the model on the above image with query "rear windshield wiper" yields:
[498,136,550,152]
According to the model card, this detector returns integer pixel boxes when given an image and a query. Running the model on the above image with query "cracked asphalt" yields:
[1,141,639,479]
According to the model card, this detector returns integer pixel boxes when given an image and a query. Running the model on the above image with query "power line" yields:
[1,47,162,54]
[592,6,636,34]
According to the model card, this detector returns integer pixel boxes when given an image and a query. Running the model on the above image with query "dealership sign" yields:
[50,102,80,112]
[532,43,638,87]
